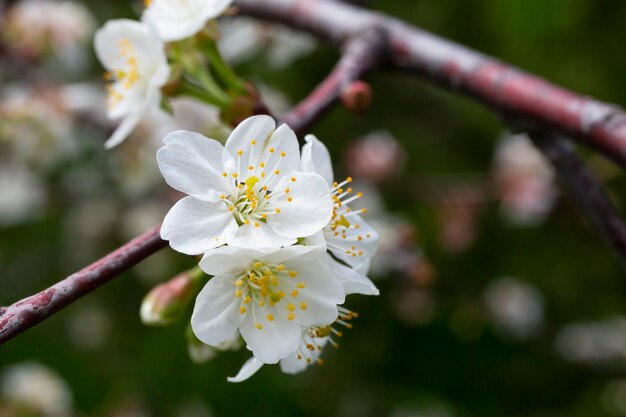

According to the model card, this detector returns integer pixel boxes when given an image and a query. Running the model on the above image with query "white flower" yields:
[191,245,345,364]
[157,115,333,252]
[142,0,233,42]
[94,19,170,149]
[300,134,379,296]
[228,306,357,382]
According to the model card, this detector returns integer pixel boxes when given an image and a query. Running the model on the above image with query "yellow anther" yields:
[284,188,290,193]
[222,172,228,177]
[260,162,265,168]
[291,290,299,297]
[300,302,307,310]
[291,177,296,182]
[255,323,263,330]
[248,165,254,170]
[288,270,298,278]
[235,279,243,287]
[276,264,285,271]
[251,140,256,145]
[244,219,250,225]
[357,192,363,198]
[261,214,267,219]
[235,290,242,298]
[244,296,251,304]
[261,172,265,178]
[297,283,305,289]
[267,314,274,321]
[269,148,275,153]
[240,306,246,314]
[346,177,353,183]
[254,222,260,228]
[232,173,238,178]
[274,169,280,175]
[237,149,243,156]
[317,359,324,366]
[286,303,295,311]
[278,290,285,299]
[228,206,234,212]
[287,312,295,321]
[275,208,281,213]
[280,151,286,157]
[254,261,264,269]
[287,197,293,202]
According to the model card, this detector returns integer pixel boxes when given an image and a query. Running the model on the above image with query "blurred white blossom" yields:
[483,277,545,339]
[1,362,73,417]
[555,316,626,365]
[0,162,46,226]
[492,133,558,226]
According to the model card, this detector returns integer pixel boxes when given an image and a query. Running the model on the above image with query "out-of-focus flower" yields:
[94,19,170,149]
[555,316,626,366]
[219,17,317,69]
[483,277,545,340]
[4,0,95,62]
[0,85,77,169]
[143,0,233,42]
[0,162,45,226]
[1,362,72,417]
[345,131,406,183]
[492,133,558,226]
[187,327,242,364]
[157,115,332,252]
[192,245,345,364]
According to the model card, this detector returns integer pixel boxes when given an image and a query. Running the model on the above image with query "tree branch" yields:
[279,27,386,135]
[529,132,626,268]
[0,226,167,345]
[235,0,626,168]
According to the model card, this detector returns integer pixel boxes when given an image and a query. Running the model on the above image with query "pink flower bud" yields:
[140,270,201,326]
[340,80,372,114]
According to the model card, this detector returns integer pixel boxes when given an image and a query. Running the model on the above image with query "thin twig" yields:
[0,226,167,345]
[235,0,626,167]
[279,27,387,135]
[529,132,626,269]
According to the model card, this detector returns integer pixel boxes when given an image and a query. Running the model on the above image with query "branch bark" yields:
[235,0,626,168]
[0,226,167,345]
[280,27,387,135]
[529,132,626,268]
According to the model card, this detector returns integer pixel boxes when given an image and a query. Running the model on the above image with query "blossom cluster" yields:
[157,115,379,381]
[93,0,236,149]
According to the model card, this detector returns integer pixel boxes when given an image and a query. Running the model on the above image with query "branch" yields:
[279,27,387,135]
[529,132,626,268]
[235,0,626,168]
[0,226,167,345]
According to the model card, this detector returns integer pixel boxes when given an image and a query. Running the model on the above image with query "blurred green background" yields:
[2,0,626,416]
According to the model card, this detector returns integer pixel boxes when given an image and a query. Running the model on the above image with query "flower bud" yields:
[140,269,202,326]
[340,80,372,114]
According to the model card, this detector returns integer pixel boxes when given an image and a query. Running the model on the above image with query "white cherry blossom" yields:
[157,115,333,253]
[191,245,345,364]
[142,0,233,42]
[94,19,170,149]
[301,134,379,296]
[228,306,358,382]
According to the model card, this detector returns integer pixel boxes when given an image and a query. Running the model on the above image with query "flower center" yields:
[103,37,140,110]
[234,260,307,329]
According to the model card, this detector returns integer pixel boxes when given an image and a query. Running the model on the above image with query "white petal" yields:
[266,171,332,238]
[239,305,301,364]
[329,257,379,296]
[161,196,238,255]
[199,246,265,276]
[304,230,327,251]
[325,214,379,269]
[225,115,275,167]
[257,244,319,265]
[191,276,241,346]
[104,106,145,149]
[300,134,334,185]
[278,247,345,327]
[227,356,265,383]
[256,123,300,185]
[157,130,234,201]
[279,351,309,375]
[228,222,296,250]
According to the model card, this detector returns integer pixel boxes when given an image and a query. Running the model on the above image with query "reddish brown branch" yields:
[235,0,626,167]
[529,132,626,269]
[279,27,386,134]
[0,226,167,345]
